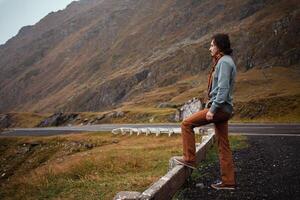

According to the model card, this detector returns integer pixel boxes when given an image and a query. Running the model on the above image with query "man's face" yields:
[209,40,219,57]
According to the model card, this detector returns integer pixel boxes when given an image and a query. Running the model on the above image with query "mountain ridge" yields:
[0,0,299,114]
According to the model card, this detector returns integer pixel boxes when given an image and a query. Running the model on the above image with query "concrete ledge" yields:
[114,129,215,200]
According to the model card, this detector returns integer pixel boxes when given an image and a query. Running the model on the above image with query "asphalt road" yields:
[1,123,300,137]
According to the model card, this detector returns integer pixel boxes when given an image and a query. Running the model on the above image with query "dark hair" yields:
[212,33,233,55]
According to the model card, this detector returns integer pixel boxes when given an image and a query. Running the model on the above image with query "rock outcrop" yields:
[0,114,11,129]
[37,113,79,127]
[175,98,202,121]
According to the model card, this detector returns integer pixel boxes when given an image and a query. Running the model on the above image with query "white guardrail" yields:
[111,127,206,137]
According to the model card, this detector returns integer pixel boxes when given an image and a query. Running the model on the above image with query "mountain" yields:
[0,0,299,118]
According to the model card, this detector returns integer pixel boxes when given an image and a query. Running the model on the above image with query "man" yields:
[175,33,237,190]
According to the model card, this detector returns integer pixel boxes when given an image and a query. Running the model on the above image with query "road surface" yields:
[1,123,300,137]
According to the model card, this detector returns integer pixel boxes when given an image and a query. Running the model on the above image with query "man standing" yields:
[175,33,237,190]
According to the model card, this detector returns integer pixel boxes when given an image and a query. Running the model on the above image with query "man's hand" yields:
[206,111,214,121]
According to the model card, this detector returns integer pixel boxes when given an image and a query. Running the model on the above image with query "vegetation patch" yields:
[191,135,248,180]
[233,94,300,122]
[0,132,190,200]
[174,135,249,198]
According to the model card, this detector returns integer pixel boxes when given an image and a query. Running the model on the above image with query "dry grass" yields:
[0,132,202,200]
[132,66,300,106]
[112,107,176,123]
[4,66,300,127]
[0,131,249,200]
[7,112,51,128]
[232,93,300,122]
[120,66,300,110]
[119,66,300,122]
[234,66,300,102]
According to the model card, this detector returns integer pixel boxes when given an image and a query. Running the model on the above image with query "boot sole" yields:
[211,184,236,190]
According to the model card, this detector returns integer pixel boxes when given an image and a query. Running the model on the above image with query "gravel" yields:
[174,135,300,200]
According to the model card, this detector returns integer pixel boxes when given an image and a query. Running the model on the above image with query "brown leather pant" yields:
[181,108,235,185]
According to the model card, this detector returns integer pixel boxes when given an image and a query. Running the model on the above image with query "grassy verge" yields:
[173,135,249,199]
[192,135,248,180]
[0,132,202,200]
[112,107,177,123]
[3,93,300,129]
[231,94,300,123]
[2,66,300,128]
[2,112,51,128]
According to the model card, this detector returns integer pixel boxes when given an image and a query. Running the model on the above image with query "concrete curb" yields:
[114,129,215,200]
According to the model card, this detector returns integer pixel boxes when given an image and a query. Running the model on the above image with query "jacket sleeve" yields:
[209,61,232,114]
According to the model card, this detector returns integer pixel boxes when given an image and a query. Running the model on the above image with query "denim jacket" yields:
[208,55,237,114]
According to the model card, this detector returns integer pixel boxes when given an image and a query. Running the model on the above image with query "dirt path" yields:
[174,135,300,200]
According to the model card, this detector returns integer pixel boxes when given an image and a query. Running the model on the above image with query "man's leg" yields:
[214,120,236,185]
[181,109,210,163]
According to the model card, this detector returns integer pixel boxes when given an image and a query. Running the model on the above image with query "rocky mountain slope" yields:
[0,0,299,115]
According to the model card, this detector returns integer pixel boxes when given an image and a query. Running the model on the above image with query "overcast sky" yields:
[0,0,78,44]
